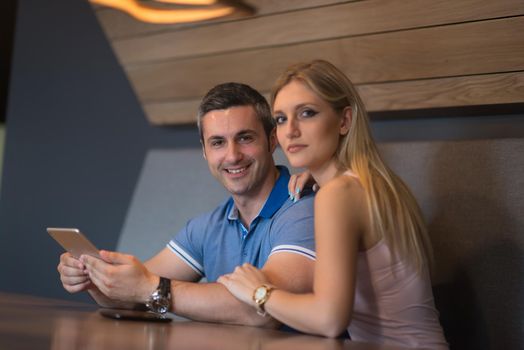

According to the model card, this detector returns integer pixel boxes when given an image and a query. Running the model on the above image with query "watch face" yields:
[254,286,267,301]
[147,291,171,314]
[152,298,170,314]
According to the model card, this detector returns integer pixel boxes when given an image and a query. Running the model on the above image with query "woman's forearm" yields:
[264,290,350,338]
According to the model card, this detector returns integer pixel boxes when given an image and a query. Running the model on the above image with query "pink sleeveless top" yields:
[349,240,448,348]
[343,172,448,348]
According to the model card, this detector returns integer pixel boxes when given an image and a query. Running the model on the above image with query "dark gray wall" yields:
[0,0,523,303]
[0,0,17,123]
[0,0,199,302]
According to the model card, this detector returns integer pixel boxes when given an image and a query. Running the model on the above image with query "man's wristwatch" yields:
[253,284,274,317]
[145,277,171,314]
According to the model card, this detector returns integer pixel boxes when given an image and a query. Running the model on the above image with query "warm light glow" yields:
[90,0,235,24]
[154,0,217,5]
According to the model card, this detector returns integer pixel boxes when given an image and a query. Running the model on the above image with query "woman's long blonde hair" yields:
[271,60,433,272]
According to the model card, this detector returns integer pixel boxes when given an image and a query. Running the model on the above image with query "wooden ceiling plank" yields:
[127,17,524,102]
[92,0,348,40]
[109,0,524,64]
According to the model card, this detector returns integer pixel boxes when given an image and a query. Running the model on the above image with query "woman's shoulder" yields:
[315,172,366,212]
[318,172,364,197]
[314,171,368,241]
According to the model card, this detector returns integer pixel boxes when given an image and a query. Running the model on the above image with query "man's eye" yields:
[274,115,286,125]
[210,140,224,147]
[238,136,253,143]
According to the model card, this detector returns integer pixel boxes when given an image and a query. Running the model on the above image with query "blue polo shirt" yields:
[167,166,316,282]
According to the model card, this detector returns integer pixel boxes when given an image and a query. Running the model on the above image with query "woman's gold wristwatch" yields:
[253,285,274,317]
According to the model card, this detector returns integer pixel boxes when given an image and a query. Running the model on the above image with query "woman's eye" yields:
[300,108,318,118]
[274,115,286,125]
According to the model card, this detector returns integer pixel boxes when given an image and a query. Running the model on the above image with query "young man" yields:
[57,83,315,327]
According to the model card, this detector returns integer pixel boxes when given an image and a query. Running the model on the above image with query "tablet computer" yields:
[47,227,101,259]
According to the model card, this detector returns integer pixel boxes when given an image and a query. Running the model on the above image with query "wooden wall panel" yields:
[144,99,201,125]
[113,0,524,65]
[360,71,524,111]
[127,17,524,101]
[90,0,524,125]
[144,71,524,124]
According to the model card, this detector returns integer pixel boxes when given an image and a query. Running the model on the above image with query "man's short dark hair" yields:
[197,82,275,143]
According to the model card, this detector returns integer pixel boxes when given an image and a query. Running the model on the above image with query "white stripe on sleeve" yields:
[269,244,316,261]
[167,241,204,276]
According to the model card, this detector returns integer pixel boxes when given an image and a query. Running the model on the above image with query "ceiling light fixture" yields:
[154,0,216,5]
[90,0,254,24]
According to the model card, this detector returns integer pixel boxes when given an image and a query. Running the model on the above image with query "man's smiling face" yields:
[201,105,276,198]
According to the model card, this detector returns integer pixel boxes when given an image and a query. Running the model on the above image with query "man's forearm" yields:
[170,281,280,328]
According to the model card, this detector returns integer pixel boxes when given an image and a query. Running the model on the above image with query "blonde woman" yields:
[218,60,448,348]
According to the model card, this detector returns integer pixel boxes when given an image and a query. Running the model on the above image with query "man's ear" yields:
[268,128,278,153]
[340,106,352,136]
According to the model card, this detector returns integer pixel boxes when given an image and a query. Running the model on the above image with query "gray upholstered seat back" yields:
[119,138,523,349]
[379,138,524,350]
[117,148,290,261]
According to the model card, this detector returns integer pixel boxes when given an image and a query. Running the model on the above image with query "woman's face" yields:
[272,79,348,172]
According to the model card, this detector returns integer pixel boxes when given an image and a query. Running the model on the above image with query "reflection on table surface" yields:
[0,292,402,350]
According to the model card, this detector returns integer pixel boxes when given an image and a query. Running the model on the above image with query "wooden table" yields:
[0,292,402,350]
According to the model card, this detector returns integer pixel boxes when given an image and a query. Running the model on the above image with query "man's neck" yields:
[233,166,279,229]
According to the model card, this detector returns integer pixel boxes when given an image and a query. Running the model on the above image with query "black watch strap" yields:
[158,276,171,295]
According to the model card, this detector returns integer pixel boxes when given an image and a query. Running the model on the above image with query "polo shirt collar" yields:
[227,165,290,221]
[259,165,290,218]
